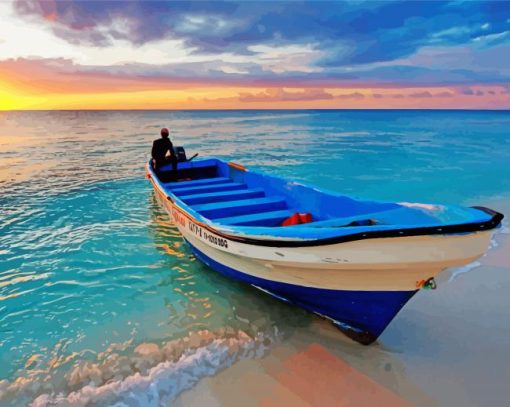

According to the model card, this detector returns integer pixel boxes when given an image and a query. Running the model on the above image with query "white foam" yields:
[448,261,482,282]
[1,329,276,407]
[448,223,508,282]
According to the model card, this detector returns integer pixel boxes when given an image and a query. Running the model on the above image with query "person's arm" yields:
[168,140,177,162]
[151,140,157,159]
[151,140,158,169]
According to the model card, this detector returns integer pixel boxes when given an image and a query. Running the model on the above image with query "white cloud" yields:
[472,30,510,44]
[219,65,249,74]
[176,14,234,34]
[395,41,510,74]
[0,2,78,61]
[0,2,321,75]
[0,2,192,66]
[431,25,472,40]
[247,44,324,73]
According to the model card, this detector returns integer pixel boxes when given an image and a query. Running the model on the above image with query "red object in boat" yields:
[281,212,313,226]
[299,213,312,224]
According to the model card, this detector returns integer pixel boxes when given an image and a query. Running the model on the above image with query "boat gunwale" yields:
[146,161,504,248]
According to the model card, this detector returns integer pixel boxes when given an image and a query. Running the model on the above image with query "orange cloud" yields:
[1,58,509,110]
[238,88,334,102]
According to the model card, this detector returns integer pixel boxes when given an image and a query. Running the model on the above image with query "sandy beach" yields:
[176,199,510,406]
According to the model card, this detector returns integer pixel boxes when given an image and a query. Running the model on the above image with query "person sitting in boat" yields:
[151,127,177,180]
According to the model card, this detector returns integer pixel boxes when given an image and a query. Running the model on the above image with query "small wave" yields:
[448,261,482,282]
[0,328,277,407]
[448,217,506,283]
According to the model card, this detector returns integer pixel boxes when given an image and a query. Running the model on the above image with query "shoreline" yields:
[175,202,509,406]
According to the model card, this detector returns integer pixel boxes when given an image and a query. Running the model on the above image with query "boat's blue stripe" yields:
[186,240,417,340]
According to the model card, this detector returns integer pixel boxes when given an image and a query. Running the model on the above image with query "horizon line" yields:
[2,108,510,112]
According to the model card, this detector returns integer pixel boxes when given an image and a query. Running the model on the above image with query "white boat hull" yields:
[147,166,498,344]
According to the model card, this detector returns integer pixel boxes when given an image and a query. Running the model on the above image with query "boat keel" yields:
[187,240,418,345]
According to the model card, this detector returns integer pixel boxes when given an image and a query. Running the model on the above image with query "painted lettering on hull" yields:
[172,209,186,228]
[171,207,229,249]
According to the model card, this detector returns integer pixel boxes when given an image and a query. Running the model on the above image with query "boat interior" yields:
[151,157,493,233]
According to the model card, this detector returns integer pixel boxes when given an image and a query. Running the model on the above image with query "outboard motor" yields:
[174,146,199,162]
[174,146,187,162]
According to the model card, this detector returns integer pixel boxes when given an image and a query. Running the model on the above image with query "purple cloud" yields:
[335,92,365,99]
[408,91,453,98]
[13,1,510,64]
[460,88,485,96]
[8,1,510,89]
[238,88,334,102]
[409,91,434,98]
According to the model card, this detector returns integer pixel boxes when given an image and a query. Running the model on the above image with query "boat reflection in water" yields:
[149,192,317,340]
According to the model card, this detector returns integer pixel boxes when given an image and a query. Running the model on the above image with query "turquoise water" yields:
[1,110,509,405]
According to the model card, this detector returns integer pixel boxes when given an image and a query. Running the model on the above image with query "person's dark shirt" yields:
[151,137,174,166]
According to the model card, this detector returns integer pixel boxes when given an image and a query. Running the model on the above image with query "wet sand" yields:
[175,337,421,407]
[176,201,510,406]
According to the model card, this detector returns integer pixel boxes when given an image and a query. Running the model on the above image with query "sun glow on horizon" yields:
[0,0,509,110]
[1,78,509,111]
[0,80,46,110]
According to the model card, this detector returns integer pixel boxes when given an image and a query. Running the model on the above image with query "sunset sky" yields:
[1,0,510,110]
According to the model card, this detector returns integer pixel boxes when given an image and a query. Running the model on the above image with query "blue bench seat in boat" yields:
[164,177,231,190]
[172,182,246,196]
[159,161,216,172]
[194,196,287,219]
[180,189,265,205]
[214,210,295,227]
[290,207,439,228]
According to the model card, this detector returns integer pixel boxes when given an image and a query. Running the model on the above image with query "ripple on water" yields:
[1,110,510,405]
[0,328,278,407]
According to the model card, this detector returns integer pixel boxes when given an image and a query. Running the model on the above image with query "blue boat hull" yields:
[187,240,417,344]
[146,157,502,344]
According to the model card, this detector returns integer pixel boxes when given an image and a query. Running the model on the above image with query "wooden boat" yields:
[146,155,503,344]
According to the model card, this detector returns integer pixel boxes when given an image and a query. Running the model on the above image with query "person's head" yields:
[160,128,169,138]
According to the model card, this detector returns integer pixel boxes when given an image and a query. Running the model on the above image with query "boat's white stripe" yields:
[183,232,485,291]
[148,178,490,291]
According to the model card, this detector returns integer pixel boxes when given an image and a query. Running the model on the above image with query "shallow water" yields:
[1,110,509,406]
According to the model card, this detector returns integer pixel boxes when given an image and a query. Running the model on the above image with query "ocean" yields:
[1,110,509,406]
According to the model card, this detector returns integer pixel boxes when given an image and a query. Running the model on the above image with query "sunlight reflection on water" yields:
[1,110,510,405]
